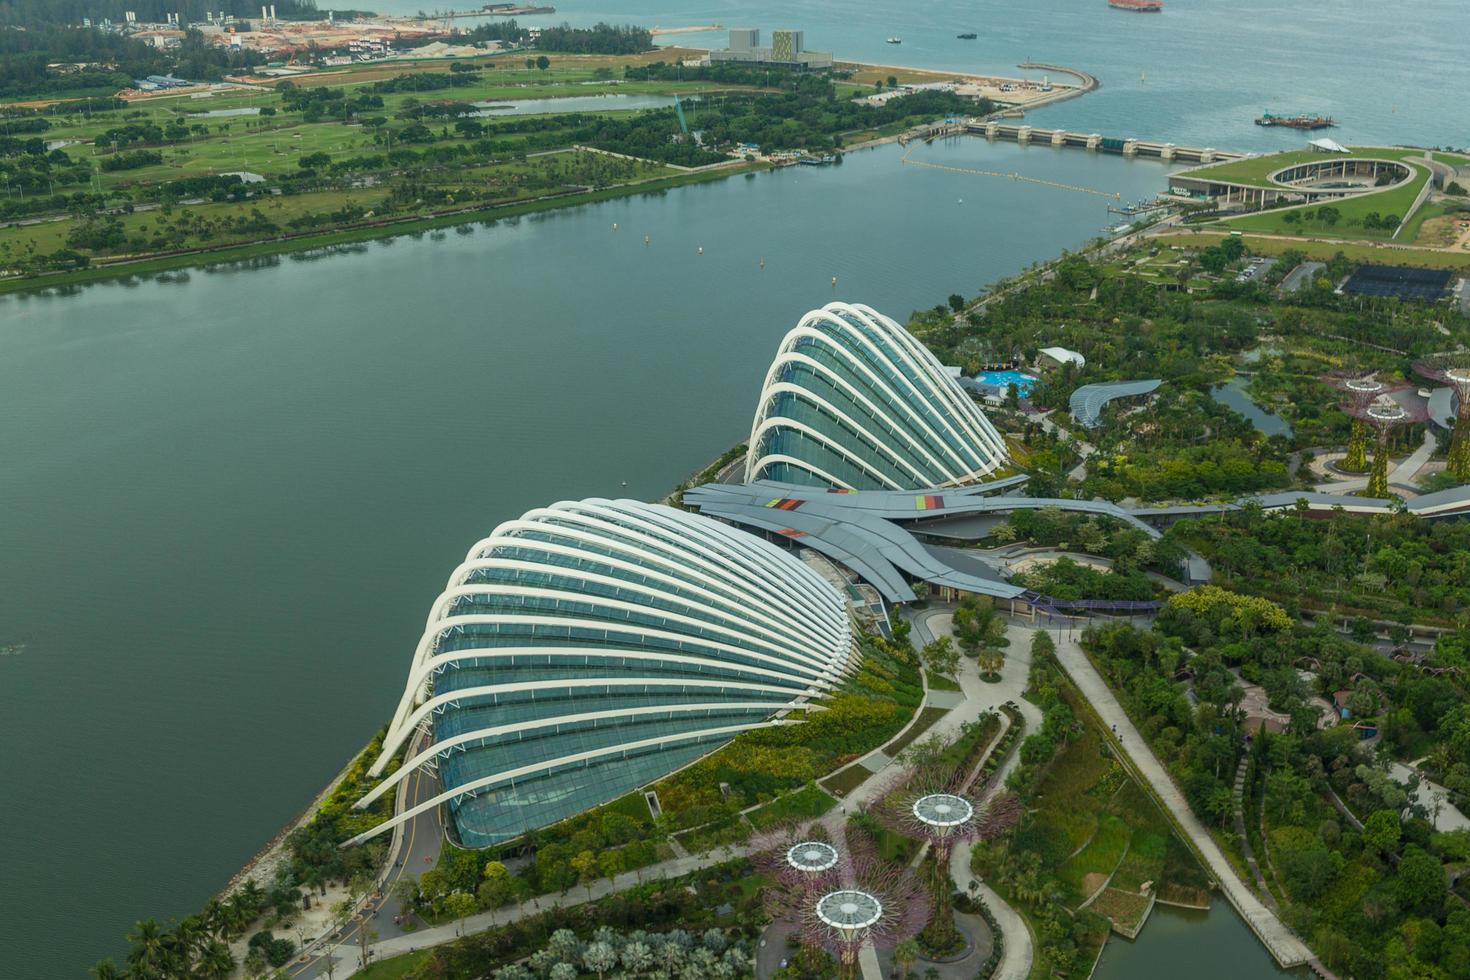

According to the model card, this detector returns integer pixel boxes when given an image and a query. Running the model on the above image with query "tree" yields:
[584,940,618,979]
[477,860,514,911]
[948,293,965,313]
[536,55,551,71]
[391,875,419,918]
[1397,845,1447,917]
[443,891,477,936]
[198,939,235,979]
[920,635,960,678]
[978,647,1005,680]
[622,940,654,973]
[571,849,599,899]
[895,937,921,979]
[887,75,899,88]
[1363,809,1402,856]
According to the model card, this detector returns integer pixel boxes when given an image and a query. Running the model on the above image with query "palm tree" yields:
[126,919,165,971]
[894,937,921,979]
[90,960,127,980]
[198,939,235,980]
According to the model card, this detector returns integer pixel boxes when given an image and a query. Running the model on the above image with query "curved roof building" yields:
[350,499,853,848]
[745,303,1009,490]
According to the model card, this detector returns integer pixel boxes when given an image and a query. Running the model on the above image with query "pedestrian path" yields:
[1048,630,1314,969]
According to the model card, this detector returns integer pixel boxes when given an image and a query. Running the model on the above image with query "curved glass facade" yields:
[356,499,853,847]
[745,302,1009,490]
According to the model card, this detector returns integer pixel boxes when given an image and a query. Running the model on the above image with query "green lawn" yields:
[1155,230,1470,270]
[1218,164,1432,240]
[927,671,962,692]
[1176,145,1451,189]
[746,784,837,830]
[355,948,432,980]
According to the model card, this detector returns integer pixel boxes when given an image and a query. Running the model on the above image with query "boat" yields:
[886,36,902,44]
[957,32,977,39]
[1255,112,1337,130]
[1108,0,1163,11]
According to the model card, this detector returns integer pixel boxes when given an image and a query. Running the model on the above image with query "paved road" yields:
[1392,762,1470,832]
[1314,429,1437,494]
[1279,261,1325,294]
[292,762,444,978]
[1047,630,1314,969]
[910,612,1039,980]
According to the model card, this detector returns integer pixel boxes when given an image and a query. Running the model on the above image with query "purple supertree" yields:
[754,823,930,978]
[1341,395,1430,498]
[1324,372,1410,472]
[801,854,931,978]
[1414,359,1470,481]
[869,771,1022,956]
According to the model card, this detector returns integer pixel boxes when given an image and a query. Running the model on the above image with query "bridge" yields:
[967,121,1245,163]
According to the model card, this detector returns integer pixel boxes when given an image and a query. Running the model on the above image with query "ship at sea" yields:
[957,32,978,39]
[1255,112,1337,130]
[1109,0,1163,10]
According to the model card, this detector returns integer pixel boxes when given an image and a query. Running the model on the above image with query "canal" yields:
[0,138,1177,975]
[1211,376,1295,438]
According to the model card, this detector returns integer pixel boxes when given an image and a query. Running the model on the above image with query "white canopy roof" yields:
[1308,138,1349,153]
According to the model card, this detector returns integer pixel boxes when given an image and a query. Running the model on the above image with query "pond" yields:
[471,93,678,116]
[1211,376,1294,437]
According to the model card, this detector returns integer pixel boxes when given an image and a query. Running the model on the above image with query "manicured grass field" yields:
[1176,145,1453,189]
[1217,164,1431,240]
[354,949,432,980]
[1154,230,1470,271]
[746,783,837,830]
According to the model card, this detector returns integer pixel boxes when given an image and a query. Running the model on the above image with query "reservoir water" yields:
[365,0,1470,152]
[1091,904,1302,979]
[0,139,1175,976]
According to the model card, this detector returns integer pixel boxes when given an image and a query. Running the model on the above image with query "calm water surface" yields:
[1212,376,1295,437]
[374,0,1470,152]
[1091,904,1304,979]
[472,92,676,115]
[0,140,1174,975]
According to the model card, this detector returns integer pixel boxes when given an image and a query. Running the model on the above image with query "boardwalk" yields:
[1048,630,1315,969]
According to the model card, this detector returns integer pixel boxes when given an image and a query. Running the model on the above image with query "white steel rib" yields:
[745,302,1008,489]
[356,499,854,847]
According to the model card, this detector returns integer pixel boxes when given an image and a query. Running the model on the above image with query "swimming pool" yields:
[973,369,1038,396]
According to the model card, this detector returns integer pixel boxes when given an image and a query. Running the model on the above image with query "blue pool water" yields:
[974,369,1038,396]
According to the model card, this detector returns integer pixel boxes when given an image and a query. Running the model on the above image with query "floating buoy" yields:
[612,222,618,231]
[831,276,838,287]
[760,257,765,269]
[698,246,704,255]
[645,235,650,245]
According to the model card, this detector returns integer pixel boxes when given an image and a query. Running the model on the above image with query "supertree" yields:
[804,857,931,978]
[1341,395,1430,498]
[754,824,930,979]
[871,772,1023,957]
[1325,372,1408,472]
[1414,359,1470,481]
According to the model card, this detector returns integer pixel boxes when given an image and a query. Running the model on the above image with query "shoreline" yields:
[0,162,756,298]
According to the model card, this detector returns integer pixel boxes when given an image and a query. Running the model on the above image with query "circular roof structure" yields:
[913,792,974,829]
[1345,378,1386,396]
[816,890,883,932]
[786,841,839,873]
[1366,402,1409,423]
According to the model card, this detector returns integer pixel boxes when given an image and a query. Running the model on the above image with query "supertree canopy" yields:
[871,769,1023,958]
[1325,372,1408,473]
[1414,360,1470,481]
[755,824,929,979]
[1341,396,1430,498]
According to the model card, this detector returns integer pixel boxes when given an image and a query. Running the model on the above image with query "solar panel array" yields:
[1342,265,1452,301]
